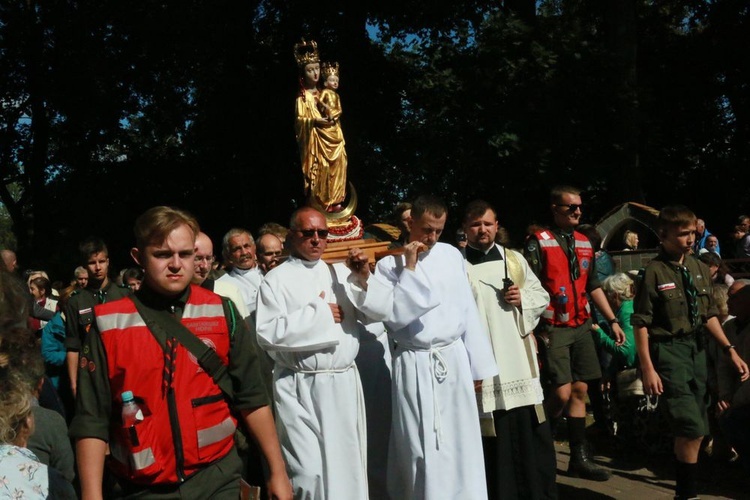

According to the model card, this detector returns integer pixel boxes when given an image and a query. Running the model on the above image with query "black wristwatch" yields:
[607,317,620,326]
[723,344,736,354]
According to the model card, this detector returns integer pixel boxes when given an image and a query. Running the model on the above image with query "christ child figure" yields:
[317,62,342,123]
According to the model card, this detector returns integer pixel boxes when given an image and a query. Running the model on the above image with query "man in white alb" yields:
[193,232,249,318]
[347,195,498,500]
[256,207,368,500]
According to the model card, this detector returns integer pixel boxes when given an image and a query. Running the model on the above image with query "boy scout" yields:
[632,205,749,500]
[64,237,130,397]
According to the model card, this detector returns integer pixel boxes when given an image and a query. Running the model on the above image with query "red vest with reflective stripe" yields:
[535,230,594,327]
[95,285,236,485]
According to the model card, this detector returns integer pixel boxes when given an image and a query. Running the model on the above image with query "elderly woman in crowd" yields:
[591,273,671,451]
[592,273,637,373]
[0,327,75,499]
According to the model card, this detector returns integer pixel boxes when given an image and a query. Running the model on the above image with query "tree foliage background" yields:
[1,0,748,276]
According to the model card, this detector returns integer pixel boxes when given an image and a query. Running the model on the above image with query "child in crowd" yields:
[632,205,749,500]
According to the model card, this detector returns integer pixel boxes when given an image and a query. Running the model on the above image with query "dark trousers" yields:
[482,406,558,500]
[720,404,750,474]
[113,447,242,499]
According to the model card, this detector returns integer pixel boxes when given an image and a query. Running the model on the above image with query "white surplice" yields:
[218,265,263,315]
[355,319,392,500]
[211,279,250,319]
[256,256,368,500]
[466,245,549,418]
[350,242,498,500]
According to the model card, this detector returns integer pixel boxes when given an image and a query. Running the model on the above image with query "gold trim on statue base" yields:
[309,182,358,223]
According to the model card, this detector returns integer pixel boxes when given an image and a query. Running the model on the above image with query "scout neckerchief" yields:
[560,231,580,280]
[679,264,700,328]
[130,293,236,400]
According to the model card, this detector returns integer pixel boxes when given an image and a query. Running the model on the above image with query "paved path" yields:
[554,441,745,499]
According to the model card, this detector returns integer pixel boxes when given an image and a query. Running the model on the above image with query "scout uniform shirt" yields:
[631,250,718,337]
[64,282,131,352]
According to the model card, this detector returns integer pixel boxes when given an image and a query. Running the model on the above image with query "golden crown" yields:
[294,39,319,68]
[321,62,339,78]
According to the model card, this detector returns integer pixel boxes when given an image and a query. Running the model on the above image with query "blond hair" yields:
[134,206,200,251]
[0,328,37,444]
[602,273,635,302]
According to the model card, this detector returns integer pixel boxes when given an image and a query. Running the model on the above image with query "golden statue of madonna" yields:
[294,40,348,211]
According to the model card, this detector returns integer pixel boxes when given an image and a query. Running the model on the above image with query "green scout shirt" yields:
[631,249,717,338]
[69,285,270,442]
[64,281,131,352]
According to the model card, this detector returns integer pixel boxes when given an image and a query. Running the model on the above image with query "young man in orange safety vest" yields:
[69,206,292,499]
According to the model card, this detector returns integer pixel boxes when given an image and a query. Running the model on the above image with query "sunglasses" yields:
[556,204,583,213]
[296,229,329,238]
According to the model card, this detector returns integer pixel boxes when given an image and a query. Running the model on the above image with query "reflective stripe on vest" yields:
[539,239,593,249]
[95,285,235,485]
[131,448,156,471]
[96,302,225,331]
[97,312,147,331]
[197,417,235,449]
[536,230,594,327]
[183,302,226,320]
[539,238,591,250]
[538,239,560,248]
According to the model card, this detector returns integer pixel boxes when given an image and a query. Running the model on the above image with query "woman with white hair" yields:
[592,273,637,372]
[0,328,75,499]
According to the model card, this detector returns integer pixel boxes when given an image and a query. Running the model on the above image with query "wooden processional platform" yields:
[321,238,393,264]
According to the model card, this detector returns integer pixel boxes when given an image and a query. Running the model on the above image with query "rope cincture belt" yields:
[296,362,356,374]
[402,337,460,449]
[293,362,369,491]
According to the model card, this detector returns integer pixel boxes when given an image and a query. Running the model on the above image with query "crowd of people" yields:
[0,188,749,499]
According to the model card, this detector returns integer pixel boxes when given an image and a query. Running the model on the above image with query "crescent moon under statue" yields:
[310,182,358,223]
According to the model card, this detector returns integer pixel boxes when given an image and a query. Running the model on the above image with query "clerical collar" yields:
[289,255,319,268]
[465,244,502,265]
[231,266,257,276]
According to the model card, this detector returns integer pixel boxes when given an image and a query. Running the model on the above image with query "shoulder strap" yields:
[130,294,234,399]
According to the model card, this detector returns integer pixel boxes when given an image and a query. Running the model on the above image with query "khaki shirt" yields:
[631,250,717,338]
